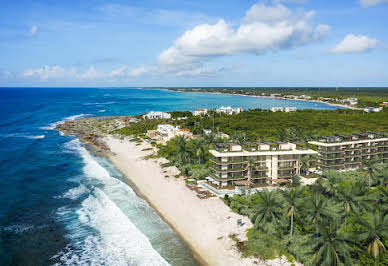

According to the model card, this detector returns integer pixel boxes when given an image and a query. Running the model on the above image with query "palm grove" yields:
[113,108,388,265]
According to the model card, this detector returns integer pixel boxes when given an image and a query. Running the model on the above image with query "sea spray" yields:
[55,139,198,265]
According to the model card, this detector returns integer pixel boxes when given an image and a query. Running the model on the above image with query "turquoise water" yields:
[0,87,338,265]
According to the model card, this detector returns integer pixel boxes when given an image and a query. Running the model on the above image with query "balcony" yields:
[210,157,247,164]
[211,166,246,173]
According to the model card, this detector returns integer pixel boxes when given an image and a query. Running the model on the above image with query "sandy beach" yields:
[105,135,299,266]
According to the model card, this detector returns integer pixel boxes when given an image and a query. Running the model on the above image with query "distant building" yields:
[146,124,193,142]
[203,129,212,135]
[271,107,284,112]
[340,98,358,106]
[363,107,382,113]
[216,132,230,139]
[127,117,140,123]
[309,132,388,171]
[216,106,243,115]
[144,111,171,120]
[284,107,297,112]
[193,108,208,116]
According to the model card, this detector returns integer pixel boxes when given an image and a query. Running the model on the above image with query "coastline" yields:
[104,135,298,266]
[167,89,361,110]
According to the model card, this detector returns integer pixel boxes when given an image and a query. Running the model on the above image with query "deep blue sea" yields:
[0,87,338,266]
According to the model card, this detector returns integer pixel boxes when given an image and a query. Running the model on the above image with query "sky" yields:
[0,0,387,87]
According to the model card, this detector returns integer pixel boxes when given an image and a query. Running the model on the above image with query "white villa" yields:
[209,142,317,187]
[216,106,243,115]
[143,111,171,120]
[193,108,208,116]
[340,98,358,106]
[146,124,193,142]
[363,107,382,113]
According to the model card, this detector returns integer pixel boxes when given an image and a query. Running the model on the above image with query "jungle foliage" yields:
[226,167,388,265]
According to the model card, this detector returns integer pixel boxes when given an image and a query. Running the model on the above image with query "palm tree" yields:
[235,132,246,146]
[356,213,388,259]
[281,186,304,236]
[311,221,352,266]
[305,193,335,236]
[363,158,380,187]
[321,170,340,196]
[336,185,368,225]
[251,190,282,231]
[175,136,191,165]
[368,186,388,215]
[204,133,216,148]
[193,137,205,164]
[376,167,388,188]
[299,154,313,176]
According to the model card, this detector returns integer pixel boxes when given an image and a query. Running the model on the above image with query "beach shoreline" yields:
[165,89,361,110]
[104,135,298,266]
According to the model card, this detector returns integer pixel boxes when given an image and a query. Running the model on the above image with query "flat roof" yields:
[209,149,317,157]
[309,137,388,147]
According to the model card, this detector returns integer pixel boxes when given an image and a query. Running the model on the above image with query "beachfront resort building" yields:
[271,107,297,112]
[208,142,317,187]
[339,98,358,106]
[146,124,193,142]
[216,106,243,115]
[143,111,171,120]
[363,107,383,113]
[309,132,388,171]
[193,108,208,116]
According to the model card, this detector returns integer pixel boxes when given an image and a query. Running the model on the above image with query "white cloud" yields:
[29,25,38,36]
[360,0,388,7]
[157,3,329,68]
[23,65,76,80]
[330,34,377,54]
[129,66,149,77]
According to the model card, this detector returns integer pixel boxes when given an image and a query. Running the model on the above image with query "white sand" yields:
[105,136,299,266]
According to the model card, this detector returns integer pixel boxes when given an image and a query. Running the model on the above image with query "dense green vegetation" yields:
[167,87,388,108]
[112,109,388,141]
[224,167,388,265]
[176,109,388,141]
[156,135,218,179]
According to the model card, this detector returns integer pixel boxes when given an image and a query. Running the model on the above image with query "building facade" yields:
[193,108,208,116]
[209,142,317,187]
[143,111,171,120]
[146,124,193,142]
[309,133,388,171]
[216,106,243,115]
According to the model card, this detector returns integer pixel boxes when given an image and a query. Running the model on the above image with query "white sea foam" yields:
[83,102,115,106]
[61,184,90,200]
[63,114,92,121]
[0,133,45,139]
[55,139,170,266]
[41,114,92,131]
[98,110,106,113]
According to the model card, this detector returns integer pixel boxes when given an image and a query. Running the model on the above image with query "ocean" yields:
[0,87,338,266]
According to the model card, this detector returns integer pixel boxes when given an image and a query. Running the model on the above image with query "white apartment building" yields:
[209,142,317,187]
[309,132,388,171]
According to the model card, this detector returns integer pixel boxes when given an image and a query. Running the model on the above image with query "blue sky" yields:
[0,0,387,87]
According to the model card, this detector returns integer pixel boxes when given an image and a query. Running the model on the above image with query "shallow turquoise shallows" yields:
[0,87,338,265]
